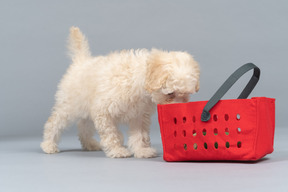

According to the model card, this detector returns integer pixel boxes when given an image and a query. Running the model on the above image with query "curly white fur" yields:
[41,27,200,158]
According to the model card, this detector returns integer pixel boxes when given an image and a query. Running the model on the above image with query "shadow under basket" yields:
[157,63,275,162]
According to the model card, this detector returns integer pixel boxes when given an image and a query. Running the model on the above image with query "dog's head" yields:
[145,49,200,104]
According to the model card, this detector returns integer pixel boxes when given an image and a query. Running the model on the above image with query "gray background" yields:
[1,1,287,136]
[1,1,288,192]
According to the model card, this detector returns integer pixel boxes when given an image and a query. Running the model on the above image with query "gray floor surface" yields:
[1,127,287,192]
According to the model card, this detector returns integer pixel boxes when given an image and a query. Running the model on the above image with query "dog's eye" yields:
[167,92,174,96]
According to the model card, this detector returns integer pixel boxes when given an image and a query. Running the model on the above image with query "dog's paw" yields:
[41,141,59,154]
[134,147,157,158]
[106,147,132,158]
[82,139,102,151]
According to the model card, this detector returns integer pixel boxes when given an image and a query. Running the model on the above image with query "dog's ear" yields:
[145,49,170,93]
[196,81,200,92]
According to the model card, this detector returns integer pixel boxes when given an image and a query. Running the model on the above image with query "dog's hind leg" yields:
[78,118,101,151]
[40,107,71,154]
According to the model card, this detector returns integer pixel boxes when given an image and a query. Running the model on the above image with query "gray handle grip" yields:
[201,63,260,122]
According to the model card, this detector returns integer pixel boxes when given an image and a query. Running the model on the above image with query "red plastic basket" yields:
[157,64,275,161]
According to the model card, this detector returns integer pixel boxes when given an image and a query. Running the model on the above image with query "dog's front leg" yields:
[93,115,132,158]
[128,113,157,158]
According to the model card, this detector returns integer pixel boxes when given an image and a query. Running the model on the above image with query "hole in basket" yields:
[184,144,187,150]
[204,142,208,149]
[225,128,229,135]
[192,130,197,137]
[237,141,242,148]
[214,142,218,149]
[236,114,241,120]
[182,130,186,137]
[213,114,218,121]
[202,129,207,136]
[225,114,229,121]
[214,128,218,136]
[237,127,241,133]
[183,117,186,123]
[226,142,230,148]
[174,117,177,124]
[193,143,198,150]
[193,116,196,123]
[174,130,177,137]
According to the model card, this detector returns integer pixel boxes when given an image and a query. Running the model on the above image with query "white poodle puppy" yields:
[41,27,200,158]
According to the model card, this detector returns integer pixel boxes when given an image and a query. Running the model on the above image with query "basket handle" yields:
[201,63,260,122]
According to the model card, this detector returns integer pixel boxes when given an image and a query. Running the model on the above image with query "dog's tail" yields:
[68,26,91,62]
